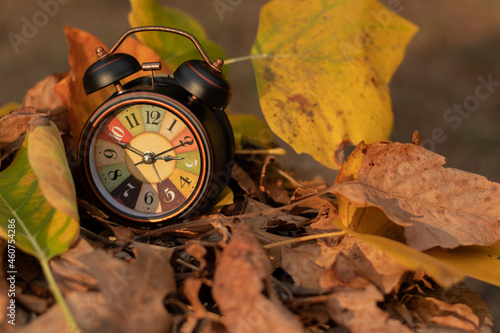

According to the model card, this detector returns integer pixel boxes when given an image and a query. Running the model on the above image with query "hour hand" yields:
[157,155,184,162]
[108,134,144,157]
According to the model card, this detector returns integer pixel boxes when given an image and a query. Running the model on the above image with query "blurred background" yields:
[1,0,499,329]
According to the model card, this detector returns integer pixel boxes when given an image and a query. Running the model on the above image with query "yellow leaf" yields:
[208,186,234,214]
[335,141,367,228]
[252,0,417,168]
[426,243,500,288]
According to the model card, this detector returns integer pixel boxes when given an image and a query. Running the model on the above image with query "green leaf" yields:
[0,117,80,331]
[251,0,417,168]
[0,117,79,259]
[229,113,275,149]
[128,0,226,70]
[208,186,234,214]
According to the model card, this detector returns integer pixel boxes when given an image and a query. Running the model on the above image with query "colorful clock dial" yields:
[88,103,205,219]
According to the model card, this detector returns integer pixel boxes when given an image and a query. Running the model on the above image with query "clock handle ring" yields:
[103,26,222,72]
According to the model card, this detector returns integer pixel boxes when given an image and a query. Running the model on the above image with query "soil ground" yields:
[1,0,500,330]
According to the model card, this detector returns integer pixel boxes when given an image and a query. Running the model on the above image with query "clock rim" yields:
[78,91,213,225]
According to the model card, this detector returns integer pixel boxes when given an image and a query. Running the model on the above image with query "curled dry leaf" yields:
[404,282,493,332]
[320,253,412,333]
[23,73,69,134]
[212,222,305,333]
[333,141,500,251]
[0,107,38,148]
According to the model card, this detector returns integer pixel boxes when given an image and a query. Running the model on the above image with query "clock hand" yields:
[108,134,145,157]
[156,136,194,157]
[156,155,184,162]
[151,163,163,184]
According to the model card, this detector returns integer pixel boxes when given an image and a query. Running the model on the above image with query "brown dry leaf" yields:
[404,282,493,332]
[279,240,337,290]
[183,277,207,319]
[55,26,168,149]
[320,253,412,333]
[259,156,291,204]
[50,237,98,295]
[212,222,305,333]
[333,141,500,251]
[23,73,69,133]
[0,107,39,148]
[18,242,175,333]
[242,197,309,231]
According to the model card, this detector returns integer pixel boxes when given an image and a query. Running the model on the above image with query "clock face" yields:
[83,99,209,223]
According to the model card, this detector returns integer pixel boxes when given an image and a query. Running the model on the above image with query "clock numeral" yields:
[184,157,198,168]
[164,188,175,203]
[180,136,194,146]
[167,119,177,132]
[110,126,125,140]
[145,110,161,125]
[123,183,135,198]
[103,149,118,159]
[108,169,122,181]
[180,176,192,188]
[124,114,140,129]
[144,191,155,205]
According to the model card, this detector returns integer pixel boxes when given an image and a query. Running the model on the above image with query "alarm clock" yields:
[77,26,235,227]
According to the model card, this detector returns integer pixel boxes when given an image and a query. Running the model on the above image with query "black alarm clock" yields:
[77,26,234,227]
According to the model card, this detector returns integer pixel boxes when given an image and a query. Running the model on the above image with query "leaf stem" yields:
[39,259,80,333]
[223,54,272,65]
[263,231,345,249]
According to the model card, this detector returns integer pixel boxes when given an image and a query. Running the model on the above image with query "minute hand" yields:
[156,136,194,157]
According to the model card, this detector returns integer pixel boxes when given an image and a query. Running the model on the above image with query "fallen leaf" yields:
[320,253,412,332]
[183,277,207,318]
[17,242,176,333]
[50,237,98,295]
[0,107,38,148]
[404,282,493,332]
[332,142,500,250]
[0,116,79,259]
[207,185,234,214]
[128,0,226,71]
[212,222,305,333]
[241,197,308,231]
[0,116,80,331]
[23,73,69,133]
[251,0,417,168]
[426,243,500,288]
